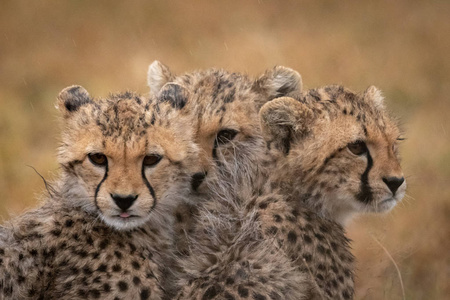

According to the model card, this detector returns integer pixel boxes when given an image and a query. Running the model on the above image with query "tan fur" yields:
[0,85,201,299]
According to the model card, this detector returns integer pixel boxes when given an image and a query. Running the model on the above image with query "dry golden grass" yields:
[0,1,448,298]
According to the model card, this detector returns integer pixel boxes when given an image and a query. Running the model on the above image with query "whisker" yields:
[371,234,406,300]
[26,165,57,198]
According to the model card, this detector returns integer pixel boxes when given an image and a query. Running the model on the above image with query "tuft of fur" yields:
[175,148,354,299]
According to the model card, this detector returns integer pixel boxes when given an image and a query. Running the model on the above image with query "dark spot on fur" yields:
[133,276,141,285]
[83,266,93,275]
[63,282,72,290]
[202,284,221,300]
[342,289,352,299]
[286,215,296,223]
[238,285,249,297]
[129,243,137,253]
[303,234,312,244]
[175,212,183,223]
[86,236,94,246]
[117,281,128,291]
[330,241,338,251]
[287,231,297,244]
[132,260,141,270]
[315,233,325,241]
[317,245,326,254]
[140,288,151,300]
[97,264,107,272]
[112,264,122,272]
[89,289,101,298]
[273,214,282,222]
[51,229,61,237]
[114,250,122,259]
[17,275,26,284]
[253,293,266,300]
[99,239,109,249]
[224,292,236,300]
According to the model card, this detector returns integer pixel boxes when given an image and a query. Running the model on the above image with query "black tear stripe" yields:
[141,165,157,212]
[212,138,219,161]
[212,138,226,170]
[356,150,373,203]
[94,163,109,211]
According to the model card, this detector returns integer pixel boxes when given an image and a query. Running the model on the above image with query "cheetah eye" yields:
[216,129,238,145]
[88,153,107,167]
[143,154,162,167]
[347,141,368,156]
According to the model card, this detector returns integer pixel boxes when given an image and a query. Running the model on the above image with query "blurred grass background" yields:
[0,0,448,298]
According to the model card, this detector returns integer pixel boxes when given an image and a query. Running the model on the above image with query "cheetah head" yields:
[260,86,406,224]
[147,61,302,192]
[56,84,200,230]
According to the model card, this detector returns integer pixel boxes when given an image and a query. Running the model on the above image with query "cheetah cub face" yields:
[147,61,302,190]
[260,85,406,224]
[57,84,199,230]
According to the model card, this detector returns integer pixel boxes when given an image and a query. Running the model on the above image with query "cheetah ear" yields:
[260,97,315,155]
[157,83,190,110]
[147,60,175,96]
[252,66,302,107]
[56,85,91,117]
[363,85,385,110]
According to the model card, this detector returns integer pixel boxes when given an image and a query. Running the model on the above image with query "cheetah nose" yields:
[382,177,405,195]
[191,171,207,191]
[111,194,138,211]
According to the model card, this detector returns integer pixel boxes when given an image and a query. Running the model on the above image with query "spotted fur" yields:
[0,85,201,299]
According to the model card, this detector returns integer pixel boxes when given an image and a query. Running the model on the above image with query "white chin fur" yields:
[100,214,150,231]
[373,198,398,213]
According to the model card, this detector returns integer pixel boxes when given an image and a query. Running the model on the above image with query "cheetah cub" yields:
[260,85,406,225]
[147,61,302,255]
[0,84,200,299]
[147,63,355,299]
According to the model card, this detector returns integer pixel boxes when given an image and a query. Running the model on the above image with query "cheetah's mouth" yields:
[113,213,139,219]
[120,212,130,218]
